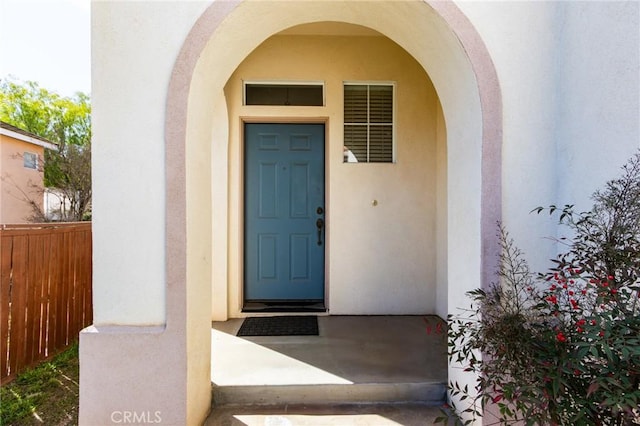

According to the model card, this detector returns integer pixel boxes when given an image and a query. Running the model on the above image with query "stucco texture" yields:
[223,33,442,316]
[85,0,493,423]
[80,0,640,424]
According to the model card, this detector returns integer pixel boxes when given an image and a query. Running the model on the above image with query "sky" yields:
[0,0,91,97]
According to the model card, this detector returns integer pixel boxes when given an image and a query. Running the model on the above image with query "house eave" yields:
[0,126,59,151]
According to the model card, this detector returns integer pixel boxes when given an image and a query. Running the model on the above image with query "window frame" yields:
[243,80,326,106]
[343,81,396,164]
[23,151,38,169]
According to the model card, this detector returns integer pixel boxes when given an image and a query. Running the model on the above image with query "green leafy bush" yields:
[438,152,640,425]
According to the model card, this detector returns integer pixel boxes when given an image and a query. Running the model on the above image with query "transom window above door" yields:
[244,81,324,106]
[344,83,395,163]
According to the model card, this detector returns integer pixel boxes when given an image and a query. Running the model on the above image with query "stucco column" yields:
[79,1,214,425]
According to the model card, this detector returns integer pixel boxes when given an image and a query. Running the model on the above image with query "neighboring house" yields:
[44,187,76,221]
[0,121,57,223]
[82,2,639,425]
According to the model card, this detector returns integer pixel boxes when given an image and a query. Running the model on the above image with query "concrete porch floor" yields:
[206,315,448,425]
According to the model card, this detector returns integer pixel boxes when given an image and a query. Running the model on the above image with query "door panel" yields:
[244,123,325,301]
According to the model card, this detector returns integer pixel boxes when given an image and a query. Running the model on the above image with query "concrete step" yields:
[212,381,447,406]
[211,316,448,408]
[205,402,446,426]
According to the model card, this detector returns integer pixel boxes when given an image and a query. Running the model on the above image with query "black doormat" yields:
[237,316,319,336]
[243,301,326,313]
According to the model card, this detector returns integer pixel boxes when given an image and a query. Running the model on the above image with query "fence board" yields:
[58,231,71,347]
[69,231,78,341]
[84,230,93,326]
[1,236,13,380]
[73,230,86,337]
[42,233,53,358]
[47,232,62,357]
[54,233,66,349]
[0,223,92,384]
[34,235,47,361]
[25,235,39,367]
[9,235,28,379]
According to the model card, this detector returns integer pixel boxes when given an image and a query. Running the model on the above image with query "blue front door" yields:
[244,123,325,301]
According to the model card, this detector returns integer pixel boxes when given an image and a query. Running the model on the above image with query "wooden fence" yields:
[0,222,92,384]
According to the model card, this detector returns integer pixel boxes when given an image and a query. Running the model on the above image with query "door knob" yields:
[316,218,324,245]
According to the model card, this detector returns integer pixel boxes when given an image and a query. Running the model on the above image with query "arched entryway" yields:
[164,1,501,422]
[220,24,445,318]
[80,2,501,425]
[80,1,502,424]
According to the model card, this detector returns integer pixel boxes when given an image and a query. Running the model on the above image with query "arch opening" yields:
[165,1,502,422]
[218,22,445,317]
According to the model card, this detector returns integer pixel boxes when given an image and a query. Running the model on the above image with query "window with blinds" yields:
[344,83,394,163]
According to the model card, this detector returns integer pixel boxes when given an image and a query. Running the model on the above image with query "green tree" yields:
[0,77,91,221]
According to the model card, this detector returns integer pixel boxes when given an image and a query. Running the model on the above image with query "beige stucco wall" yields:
[90,1,210,327]
[84,3,212,425]
[86,0,639,332]
[553,1,640,208]
[222,34,442,317]
[0,135,45,223]
[87,0,483,327]
[458,0,640,271]
[187,0,485,326]
[85,1,487,423]
[83,1,638,424]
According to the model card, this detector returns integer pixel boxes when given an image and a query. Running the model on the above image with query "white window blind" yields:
[344,84,394,163]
